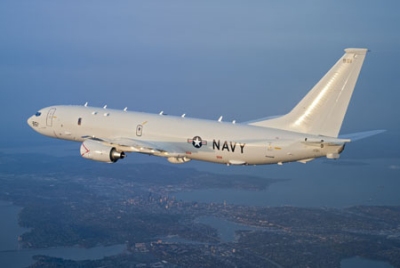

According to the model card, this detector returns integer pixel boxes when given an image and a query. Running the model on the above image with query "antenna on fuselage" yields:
[103,105,107,109]
[218,116,223,122]
[84,102,88,107]
[181,113,186,118]
[159,111,164,115]
[124,107,128,112]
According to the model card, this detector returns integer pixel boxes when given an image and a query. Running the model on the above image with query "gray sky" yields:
[1,1,399,162]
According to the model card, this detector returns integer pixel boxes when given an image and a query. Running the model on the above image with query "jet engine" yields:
[80,139,125,163]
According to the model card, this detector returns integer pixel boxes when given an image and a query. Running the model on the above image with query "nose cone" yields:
[27,114,40,129]
[27,116,32,126]
[27,115,33,127]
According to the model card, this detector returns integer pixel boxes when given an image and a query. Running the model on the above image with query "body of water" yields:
[0,201,29,252]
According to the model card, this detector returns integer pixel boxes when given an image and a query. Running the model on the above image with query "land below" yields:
[0,152,399,267]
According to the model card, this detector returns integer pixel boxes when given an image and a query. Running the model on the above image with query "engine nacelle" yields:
[80,139,125,163]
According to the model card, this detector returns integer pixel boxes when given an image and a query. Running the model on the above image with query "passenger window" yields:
[78,118,82,126]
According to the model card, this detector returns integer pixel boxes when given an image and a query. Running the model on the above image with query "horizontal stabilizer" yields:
[339,129,386,142]
[301,137,350,146]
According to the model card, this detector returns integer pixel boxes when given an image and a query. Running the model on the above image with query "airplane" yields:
[27,48,384,166]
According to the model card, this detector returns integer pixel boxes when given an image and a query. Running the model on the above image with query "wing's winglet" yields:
[339,129,386,142]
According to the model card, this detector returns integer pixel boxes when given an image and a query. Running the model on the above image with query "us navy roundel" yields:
[192,136,203,148]
[187,136,208,149]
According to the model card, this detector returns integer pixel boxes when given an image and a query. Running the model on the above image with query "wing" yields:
[82,135,185,157]
[339,129,386,142]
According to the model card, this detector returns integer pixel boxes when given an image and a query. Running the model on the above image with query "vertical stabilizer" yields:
[250,48,368,137]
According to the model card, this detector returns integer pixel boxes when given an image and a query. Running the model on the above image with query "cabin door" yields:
[46,108,56,127]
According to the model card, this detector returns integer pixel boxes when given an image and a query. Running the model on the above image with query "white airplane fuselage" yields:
[28,48,377,166]
[27,105,344,165]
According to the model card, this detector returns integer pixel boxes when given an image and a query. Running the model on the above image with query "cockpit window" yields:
[35,112,41,117]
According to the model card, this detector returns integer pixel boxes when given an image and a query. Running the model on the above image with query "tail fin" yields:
[249,48,368,137]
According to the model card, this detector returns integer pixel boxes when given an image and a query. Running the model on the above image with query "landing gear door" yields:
[46,108,56,127]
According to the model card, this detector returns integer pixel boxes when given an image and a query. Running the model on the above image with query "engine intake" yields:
[80,139,125,163]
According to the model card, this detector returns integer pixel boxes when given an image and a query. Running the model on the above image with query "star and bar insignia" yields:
[187,136,207,148]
